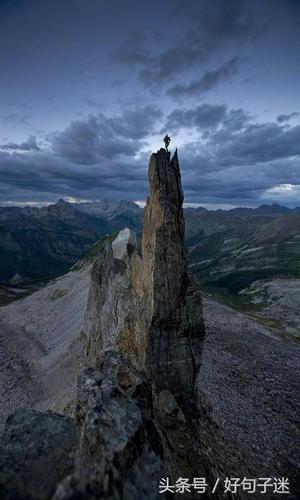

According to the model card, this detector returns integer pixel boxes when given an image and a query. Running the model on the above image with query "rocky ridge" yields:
[0,148,206,499]
[51,148,206,498]
[85,149,205,401]
[0,149,299,499]
[141,149,204,398]
[53,351,205,500]
[0,411,77,499]
[0,199,143,284]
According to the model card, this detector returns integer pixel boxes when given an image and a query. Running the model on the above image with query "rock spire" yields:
[85,147,205,402]
[140,148,205,398]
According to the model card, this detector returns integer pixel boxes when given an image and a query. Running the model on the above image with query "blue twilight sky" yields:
[0,0,300,208]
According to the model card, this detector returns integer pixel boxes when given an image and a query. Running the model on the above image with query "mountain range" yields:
[0,148,298,498]
[187,207,300,289]
[1,200,300,317]
[0,149,300,500]
[0,199,143,284]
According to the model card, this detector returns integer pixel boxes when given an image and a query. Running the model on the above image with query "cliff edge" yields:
[85,148,205,403]
[141,149,205,398]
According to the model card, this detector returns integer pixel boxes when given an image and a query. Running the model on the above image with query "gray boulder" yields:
[53,351,169,500]
[53,350,206,500]
[0,410,77,500]
[112,227,137,261]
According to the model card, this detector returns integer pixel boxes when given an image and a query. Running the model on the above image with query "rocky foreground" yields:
[1,289,299,498]
[198,298,300,497]
[0,149,299,499]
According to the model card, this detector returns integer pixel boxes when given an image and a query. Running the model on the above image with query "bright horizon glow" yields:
[0,198,299,210]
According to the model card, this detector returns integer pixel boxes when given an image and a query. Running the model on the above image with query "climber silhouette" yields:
[163,134,171,151]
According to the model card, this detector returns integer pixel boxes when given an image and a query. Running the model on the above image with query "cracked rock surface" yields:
[0,410,78,500]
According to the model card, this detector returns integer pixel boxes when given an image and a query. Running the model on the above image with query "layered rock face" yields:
[140,149,205,398]
[57,154,207,496]
[53,351,205,500]
[86,148,205,403]
[53,351,168,500]
[85,238,132,358]
[0,410,77,500]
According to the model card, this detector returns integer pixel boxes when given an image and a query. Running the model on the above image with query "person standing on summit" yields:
[164,134,171,151]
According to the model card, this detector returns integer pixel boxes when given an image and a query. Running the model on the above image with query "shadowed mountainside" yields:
[0,199,143,283]
[0,201,299,287]
[0,233,299,498]
[188,211,300,291]
[0,148,299,498]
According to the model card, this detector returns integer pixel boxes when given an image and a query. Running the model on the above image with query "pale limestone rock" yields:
[112,227,137,261]
[85,240,132,358]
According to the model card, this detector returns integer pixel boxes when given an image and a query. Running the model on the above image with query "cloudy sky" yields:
[0,0,300,208]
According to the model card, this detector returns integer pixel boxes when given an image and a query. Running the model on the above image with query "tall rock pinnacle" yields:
[140,148,205,399]
[142,148,186,323]
[85,147,205,403]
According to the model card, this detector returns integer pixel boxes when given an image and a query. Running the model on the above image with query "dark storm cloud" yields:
[51,117,138,164]
[217,108,251,133]
[0,147,149,204]
[178,141,300,205]
[165,104,227,131]
[174,107,300,168]
[163,107,300,205]
[0,135,40,152]
[1,0,300,208]
[116,0,256,87]
[0,103,164,203]
[165,103,300,167]
[51,105,162,164]
[211,121,300,166]
[1,104,300,206]
[101,105,162,140]
[167,57,241,99]
[277,112,299,123]
[181,155,300,206]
